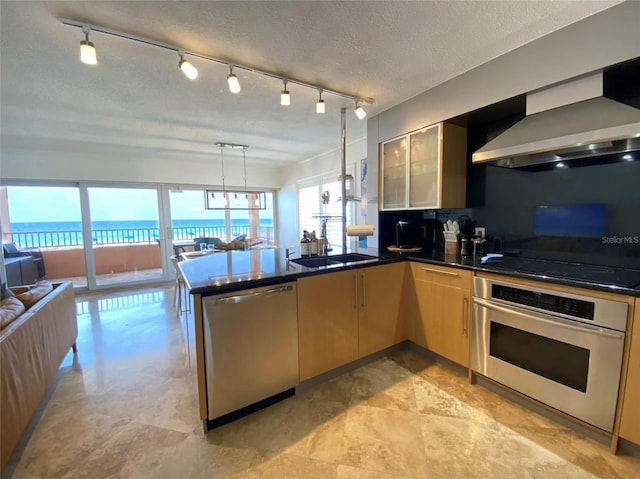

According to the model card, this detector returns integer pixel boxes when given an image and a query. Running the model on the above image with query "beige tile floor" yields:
[3,285,640,479]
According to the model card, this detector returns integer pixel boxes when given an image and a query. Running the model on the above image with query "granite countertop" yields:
[405,250,640,297]
[178,247,399,296]
[178,247,640,298]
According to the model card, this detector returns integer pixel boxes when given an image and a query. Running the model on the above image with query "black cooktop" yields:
[483,257,640,289]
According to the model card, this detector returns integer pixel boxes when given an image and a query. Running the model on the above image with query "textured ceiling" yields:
[0,0,622,170]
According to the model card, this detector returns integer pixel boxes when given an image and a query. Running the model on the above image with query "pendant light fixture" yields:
[316,89,325,114]
[178,54,198,80]
[79,28,97,65]
[205,143,266,210]
[280,79,291,106]
[227,65,241,93]
[354,101,367,120]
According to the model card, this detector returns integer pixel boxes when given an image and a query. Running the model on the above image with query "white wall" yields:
[370,1,640,145]
[0,147,281,189]
[367,1,640,242]
[277,137,367,249]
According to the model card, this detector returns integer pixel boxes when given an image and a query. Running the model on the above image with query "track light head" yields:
[227,66,241,93]
[178,55,198,80]
[280,80,290,106]
[80,30,97,65]
[354,102,367,120]
[316,90,325,114]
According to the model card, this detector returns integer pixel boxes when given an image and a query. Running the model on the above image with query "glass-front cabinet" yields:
[380,122,466,211]
[381,136,407,209]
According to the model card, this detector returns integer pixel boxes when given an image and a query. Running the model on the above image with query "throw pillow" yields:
[15,280,53,310]
[0,296,26,330]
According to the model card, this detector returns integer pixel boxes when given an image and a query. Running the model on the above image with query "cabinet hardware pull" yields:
[354,273,358,309]
[205,285,293,306]
[361,272,366,308]
[462,296,468,336]
[422,267,460,277]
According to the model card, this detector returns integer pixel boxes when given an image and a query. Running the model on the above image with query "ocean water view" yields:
[8,219,274,248]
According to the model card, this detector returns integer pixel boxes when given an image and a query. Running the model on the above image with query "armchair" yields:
[2,243,46,280]
[193,237,221,251]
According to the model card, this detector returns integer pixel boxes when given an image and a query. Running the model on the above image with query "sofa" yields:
[0,281,77,468]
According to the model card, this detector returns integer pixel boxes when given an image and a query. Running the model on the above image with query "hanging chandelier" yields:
[205,143,266,210]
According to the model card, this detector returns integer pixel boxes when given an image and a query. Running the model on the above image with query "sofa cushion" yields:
[15,281,53,310]
[0,296,25,330]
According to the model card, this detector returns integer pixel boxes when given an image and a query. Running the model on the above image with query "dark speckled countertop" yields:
[178,247,398,296]
[178,247,640,298]
[405,250,640,297]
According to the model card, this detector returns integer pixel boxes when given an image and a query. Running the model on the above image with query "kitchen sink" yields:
[290,253,380,268]
[290,257,342,268]
[327,253,380,263]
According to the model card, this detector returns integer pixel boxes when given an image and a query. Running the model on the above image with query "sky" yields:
[5,186,272,223]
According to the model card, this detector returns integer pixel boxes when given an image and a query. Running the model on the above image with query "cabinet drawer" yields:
[412,262,472,289]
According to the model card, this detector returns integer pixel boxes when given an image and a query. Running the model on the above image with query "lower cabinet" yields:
[619,299,640,445]
[410,262,472,367]
[357,262,409,358]
[297,269,358,381]
[297,262,409,381]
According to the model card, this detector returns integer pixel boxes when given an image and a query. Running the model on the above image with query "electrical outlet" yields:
[474,227,486,239]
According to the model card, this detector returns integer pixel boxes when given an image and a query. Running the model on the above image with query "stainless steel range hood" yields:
[472,73,640,168]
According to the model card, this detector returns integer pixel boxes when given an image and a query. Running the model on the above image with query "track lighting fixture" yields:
[79,29,97,65]
[354,102,367,120]
[178,54,198,80]
[227,66,241,94]
[61,18,374,112]
[316,90,325,114]
[280,79,291,106]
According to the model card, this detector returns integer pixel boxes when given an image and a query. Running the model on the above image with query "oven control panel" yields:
[491,284,595,320]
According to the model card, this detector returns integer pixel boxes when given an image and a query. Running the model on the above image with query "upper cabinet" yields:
[380,122,467,211]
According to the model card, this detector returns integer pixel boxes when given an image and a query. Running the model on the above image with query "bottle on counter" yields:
[300,231,311,256]
[310,230,318,255]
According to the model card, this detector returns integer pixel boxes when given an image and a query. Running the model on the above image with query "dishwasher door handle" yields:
[205,284,294,307]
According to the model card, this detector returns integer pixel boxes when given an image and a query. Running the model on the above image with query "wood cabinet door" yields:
[620,300,640,444]
[358,263,409,358]
[409,124,440,209]
[297,270,358,381]
[412,263,471,367]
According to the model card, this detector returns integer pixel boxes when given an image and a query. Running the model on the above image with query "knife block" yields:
[444,232,459,255]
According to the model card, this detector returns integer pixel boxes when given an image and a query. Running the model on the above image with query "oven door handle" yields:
[473,297,624,340]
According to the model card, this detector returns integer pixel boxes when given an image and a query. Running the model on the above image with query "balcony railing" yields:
[7,225,275,249]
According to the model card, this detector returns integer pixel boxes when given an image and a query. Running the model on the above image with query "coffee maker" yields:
[395,221,413,249]
[414,219,445,250]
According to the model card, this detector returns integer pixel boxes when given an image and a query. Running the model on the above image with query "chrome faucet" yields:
[285,247,295,262]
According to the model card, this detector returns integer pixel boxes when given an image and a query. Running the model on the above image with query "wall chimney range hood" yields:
[472,73,640,168]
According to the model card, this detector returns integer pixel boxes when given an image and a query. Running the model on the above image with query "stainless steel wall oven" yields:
[471,277,628,432]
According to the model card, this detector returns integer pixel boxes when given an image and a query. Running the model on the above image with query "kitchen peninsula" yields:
[179,247,640,453]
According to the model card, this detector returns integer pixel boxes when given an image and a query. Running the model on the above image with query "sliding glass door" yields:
[169,188,276,249]
[87,187,164,287]
[1,185,88,287]
[2,182,277,290]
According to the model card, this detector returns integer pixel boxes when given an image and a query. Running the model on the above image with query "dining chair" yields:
[169,255,190,315]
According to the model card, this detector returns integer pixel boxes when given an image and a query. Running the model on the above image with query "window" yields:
[297,171,353,253]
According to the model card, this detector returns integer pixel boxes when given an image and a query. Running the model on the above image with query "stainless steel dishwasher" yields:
[202,282,298,427]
